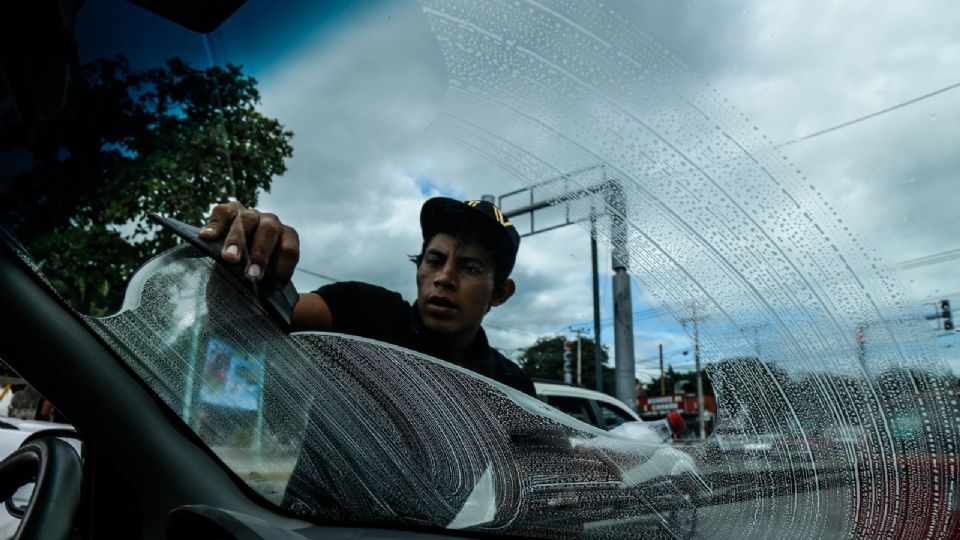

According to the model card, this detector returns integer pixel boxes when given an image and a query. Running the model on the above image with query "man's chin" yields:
[420,312,462,334]
[422,317,457,334]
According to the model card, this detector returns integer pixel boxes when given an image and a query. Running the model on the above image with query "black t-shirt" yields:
[312,281,536,397]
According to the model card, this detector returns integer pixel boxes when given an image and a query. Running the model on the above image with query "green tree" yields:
[706,356,790,431]
[2,56,293,315]
[518,335,617,394]
[643,364,714,397]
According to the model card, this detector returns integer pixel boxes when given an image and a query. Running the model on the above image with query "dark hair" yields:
[409,231,508,287]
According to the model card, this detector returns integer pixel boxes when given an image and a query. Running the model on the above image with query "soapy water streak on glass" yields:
[89,248,718,538]
[421,0,959,538]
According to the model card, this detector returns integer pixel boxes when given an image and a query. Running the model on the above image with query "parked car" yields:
[534,380,702,492]
[534,380,640,431]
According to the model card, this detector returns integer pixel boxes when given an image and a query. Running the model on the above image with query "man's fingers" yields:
[247,213,282,280]
[202,203,297,284]
[269,225,300,287]
[199,201,244,239]
[222,208,259,264]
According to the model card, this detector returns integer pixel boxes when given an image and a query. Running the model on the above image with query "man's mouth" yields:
[425,295,458,315]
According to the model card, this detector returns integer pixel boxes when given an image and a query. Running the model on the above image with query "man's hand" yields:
[198,201,300,288]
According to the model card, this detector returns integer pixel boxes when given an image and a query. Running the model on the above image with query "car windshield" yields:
[2,0,959,538]
[86,243,706,534]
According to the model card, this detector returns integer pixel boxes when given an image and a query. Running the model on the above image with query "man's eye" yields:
[425,257,443,267]
[464,265,485,276]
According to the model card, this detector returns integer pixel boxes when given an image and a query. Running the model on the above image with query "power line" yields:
[899,248,960,270]
[777,80,960,147]
[484,323,541,338]
[295,267,342,282]
[920,292,960,303]
[635,347,694,366]
[569,306,669,333]
[635,347,691,365]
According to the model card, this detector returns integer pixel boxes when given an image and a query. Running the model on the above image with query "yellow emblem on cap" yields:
[465,200,512,228]
[493,206,512,228]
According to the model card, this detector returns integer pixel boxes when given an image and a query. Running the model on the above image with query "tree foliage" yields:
[518,335,617,394]
[2,56,294,315]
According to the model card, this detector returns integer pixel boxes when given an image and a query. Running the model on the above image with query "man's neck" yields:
[433,326,481,365]
[411,303,486,364]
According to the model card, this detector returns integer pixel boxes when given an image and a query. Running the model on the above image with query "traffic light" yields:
[941,300,954,331]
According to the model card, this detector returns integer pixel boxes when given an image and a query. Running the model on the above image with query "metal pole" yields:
[659,343,665,396]
[591,217,603,393]
[608,184,636,410]
[694,318,705,439]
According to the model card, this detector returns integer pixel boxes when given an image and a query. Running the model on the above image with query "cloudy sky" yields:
[251,0,960,378]
[246,1,700,375]
[79,0,960,379]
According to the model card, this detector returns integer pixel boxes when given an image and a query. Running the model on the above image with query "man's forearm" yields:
[290,292,334,332]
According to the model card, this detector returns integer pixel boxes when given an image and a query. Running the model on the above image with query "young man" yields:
[200,197,535,396]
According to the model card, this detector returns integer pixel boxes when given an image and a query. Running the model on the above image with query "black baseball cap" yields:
[420,197,521,279]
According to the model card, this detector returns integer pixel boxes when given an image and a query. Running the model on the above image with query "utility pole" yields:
[591,214,603,393]
[563,341,573,384]
[659,343,665,396]
[568,327,585,385]
[680,311,707,439]
[577,331,582,385]
[694,319,705,439]
[856,325,866,370]
[739,323,767,360]
[607,183,636,410]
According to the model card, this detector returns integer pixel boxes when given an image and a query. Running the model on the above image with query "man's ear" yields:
[490,278,516,308]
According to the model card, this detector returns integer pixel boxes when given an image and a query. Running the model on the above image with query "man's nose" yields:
[434,259,458,289]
